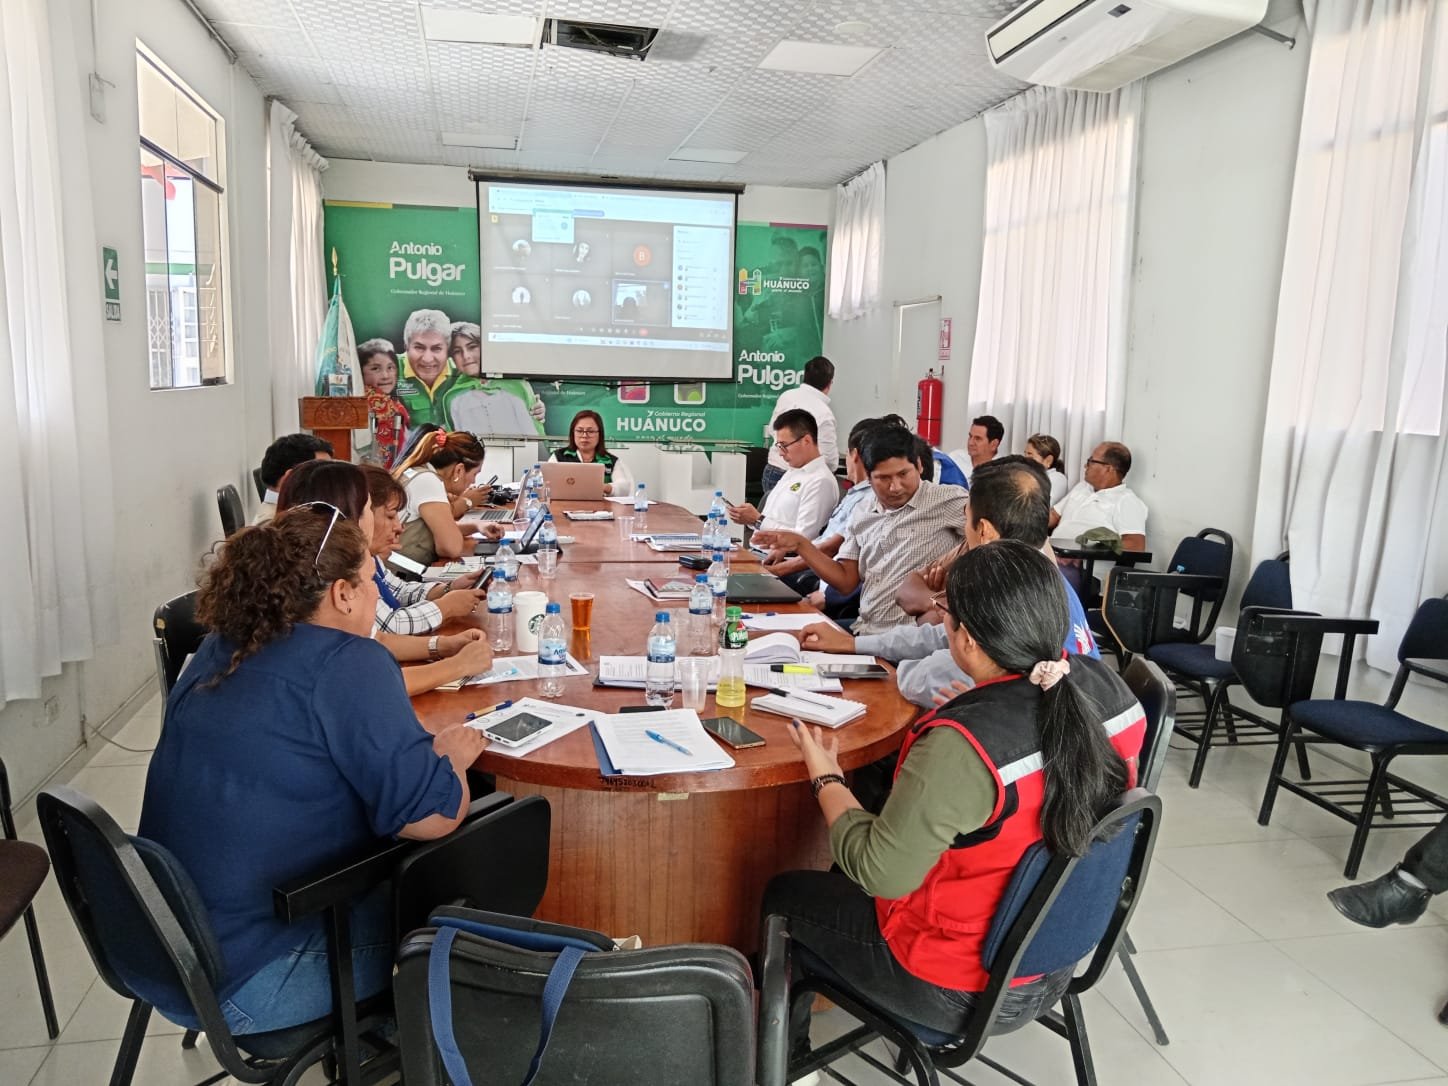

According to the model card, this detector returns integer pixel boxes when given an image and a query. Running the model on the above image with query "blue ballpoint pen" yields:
[646,729,692,756]
[464,699,513,722]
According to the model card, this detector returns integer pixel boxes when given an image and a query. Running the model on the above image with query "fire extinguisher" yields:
[916,367,943,448]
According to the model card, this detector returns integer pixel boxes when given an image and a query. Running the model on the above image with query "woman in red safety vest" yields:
[762,539,1145,1054]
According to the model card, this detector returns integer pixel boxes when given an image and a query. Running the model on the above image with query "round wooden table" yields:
[413,502,919,953]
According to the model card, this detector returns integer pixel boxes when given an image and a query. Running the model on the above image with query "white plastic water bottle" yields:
[707,551,729,623]
[703,511,722,552]
[537,514,559,577]
[486,573,514,652]
[688,575,715,656]
[537,602,567,697]
[645,611,676,706]
[495,537,518,580]
[633,482,649,532]
[523,488,541,525]
[709,489,728,522]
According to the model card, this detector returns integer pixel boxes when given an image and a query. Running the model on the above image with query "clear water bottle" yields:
[707,551,729,623]
[537,514,559,577]
[645,611,676,706]
[703,511,722,552]
[688,575,715,656]
[709,489,728,522]
[486,572,514,652]
[717,606,749,709]
[633,482,649,532]
[495,537,518,580]
[537,602,567,697]
[523,488,541,525]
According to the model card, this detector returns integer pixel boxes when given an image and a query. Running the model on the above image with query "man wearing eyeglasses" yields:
[727,409,839,540]
[1048,441,1148,552]
[760,356,838,498]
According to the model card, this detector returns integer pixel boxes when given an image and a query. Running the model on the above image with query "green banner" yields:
[323,202,826,445]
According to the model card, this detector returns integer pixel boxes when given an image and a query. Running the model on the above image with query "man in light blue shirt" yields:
[799,456,1099,708]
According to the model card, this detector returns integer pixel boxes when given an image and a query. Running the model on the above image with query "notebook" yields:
[645,577,697,600]
[591,710,735,775]
[726,574,803,604]
[750,691,867,729]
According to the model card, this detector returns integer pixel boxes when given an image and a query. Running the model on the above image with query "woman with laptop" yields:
[548,409,634,496]
[761,540,1145,1058]
[391,430,503,564]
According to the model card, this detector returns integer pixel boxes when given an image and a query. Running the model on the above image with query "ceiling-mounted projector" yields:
[985,0,1270,92]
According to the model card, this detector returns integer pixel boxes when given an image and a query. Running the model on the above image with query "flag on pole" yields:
[313,251,370,453]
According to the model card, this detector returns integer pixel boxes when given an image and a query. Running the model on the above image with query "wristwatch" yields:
[810,773,847,798]
[428,636,442,661]
[462,496,474,510]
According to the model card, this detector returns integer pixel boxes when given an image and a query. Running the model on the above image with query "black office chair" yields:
[395,908,756,1085]
[252,467,267,501]
[0,756,59,1041]
[218,484,245,538]
[1113,659,1176,1047]
[760,790,1163,1086]
[1250,598,1448,879]
[152,591,205,700]
[1105,555,1300,788]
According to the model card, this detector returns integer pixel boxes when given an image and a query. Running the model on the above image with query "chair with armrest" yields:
[38,781,535,1086]
[252,467,267,501]
[1247,599,1448,879]
[152,591,205,701]
[760,790,1163,1086]
[0,755,59,1041]
[1105,554,1302,788]
[394,905,756,1086]
[218,484,245,539]
[1090,528,1232,665]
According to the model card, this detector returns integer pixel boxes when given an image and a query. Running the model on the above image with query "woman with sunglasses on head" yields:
[761,540,1145,1056]
[277,460,494,696]
[391,430,503,565]
[137,506,487,1036]
[548,409,633,496]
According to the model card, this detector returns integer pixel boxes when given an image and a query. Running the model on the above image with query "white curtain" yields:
[266,101,328,437]
[0,0,118,707]
[828,161,885,321]
[966,83,1142,475]
[1252,0,1448,671]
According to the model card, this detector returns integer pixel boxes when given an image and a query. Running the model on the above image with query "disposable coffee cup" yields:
[513,591,549,653]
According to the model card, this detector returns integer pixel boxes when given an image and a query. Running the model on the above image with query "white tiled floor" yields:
[7,692,1448,1085]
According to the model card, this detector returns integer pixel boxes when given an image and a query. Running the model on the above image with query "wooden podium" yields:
[299,397,369,462]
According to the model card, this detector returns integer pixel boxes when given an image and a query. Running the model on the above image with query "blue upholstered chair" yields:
[1251,598,1448,879]
[759,791,1163,1086]
[1105,554,1300,787]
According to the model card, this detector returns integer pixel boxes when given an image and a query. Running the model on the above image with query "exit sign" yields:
[102,246,120,322]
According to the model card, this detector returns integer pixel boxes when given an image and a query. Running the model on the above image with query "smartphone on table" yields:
[482,711,555,747]
[815,663,890,680]
[701,716,766,750]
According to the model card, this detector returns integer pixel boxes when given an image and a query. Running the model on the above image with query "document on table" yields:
[595,656,842,692]
[605,495,657,505]
[441,653,587,689]
[465,697,599,758]
[421,557,488,581]
[593,709,735,774]
[740,612,836,632]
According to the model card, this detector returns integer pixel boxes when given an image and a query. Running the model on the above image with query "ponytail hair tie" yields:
[1028,657,1071,691]
[434,430,448,449]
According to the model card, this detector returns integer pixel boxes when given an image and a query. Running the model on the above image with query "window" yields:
[137,48,228,389]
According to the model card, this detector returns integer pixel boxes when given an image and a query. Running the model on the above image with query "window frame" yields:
[136,42,233,391]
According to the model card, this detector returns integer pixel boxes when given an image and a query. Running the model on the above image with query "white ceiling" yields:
[192,0,1031,187]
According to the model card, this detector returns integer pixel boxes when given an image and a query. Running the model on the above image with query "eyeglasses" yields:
[297,500,345,571]
[774,435,807,452]
[573,428,600,436]
[1085,458,1113,469]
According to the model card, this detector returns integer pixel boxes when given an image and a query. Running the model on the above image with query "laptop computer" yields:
[725,573,804,604]
[540,461,606,500]
[475,504,552,557]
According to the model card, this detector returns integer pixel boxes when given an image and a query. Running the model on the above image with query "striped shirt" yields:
[837,479,967,636]
[373,559,444,635]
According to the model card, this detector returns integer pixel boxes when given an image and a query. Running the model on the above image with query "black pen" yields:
[768,687,836,708]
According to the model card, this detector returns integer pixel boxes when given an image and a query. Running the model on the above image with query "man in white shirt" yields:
[967,414,1004,470]
[1050,441,1148,551]
[252,433,334,525]
[729,409,839,540]
[761,355,837,497]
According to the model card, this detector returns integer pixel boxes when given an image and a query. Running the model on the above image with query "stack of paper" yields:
[421,557,489,581]
[564,509,614,521]
[592,710,735,774]
[644,534,706,552]
[751,690,867,729]
[438,653,588,690]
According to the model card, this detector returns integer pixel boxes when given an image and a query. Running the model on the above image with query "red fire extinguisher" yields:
[916,367,943,448]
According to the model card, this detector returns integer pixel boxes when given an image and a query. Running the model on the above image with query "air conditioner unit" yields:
[985,0,1270,92]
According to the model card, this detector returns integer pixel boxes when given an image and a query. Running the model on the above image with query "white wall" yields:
[0,0,276,802]
[825,24,1312,585]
